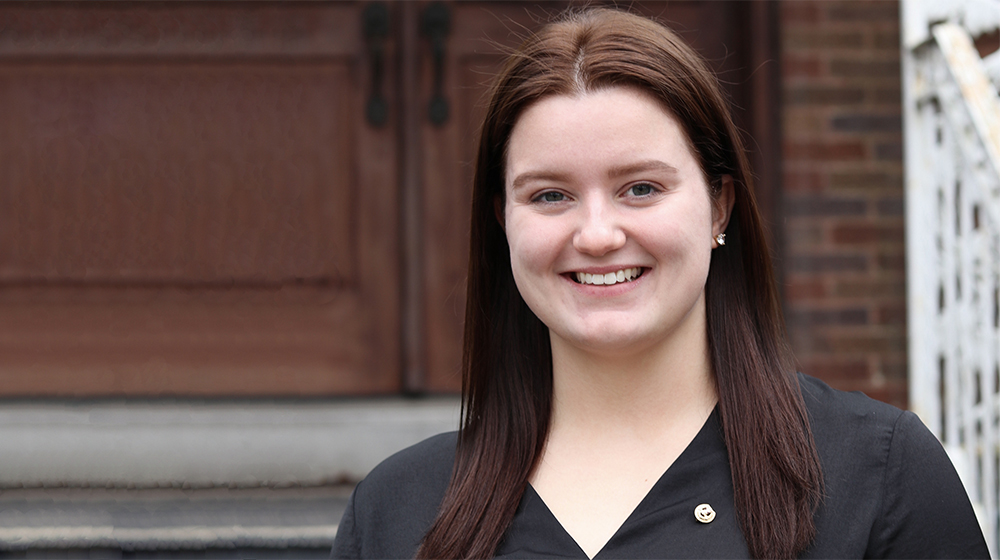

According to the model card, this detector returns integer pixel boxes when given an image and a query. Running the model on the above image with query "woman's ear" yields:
[712,175,736,241]
[494,195,505,233]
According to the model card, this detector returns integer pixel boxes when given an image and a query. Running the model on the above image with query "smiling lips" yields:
[573,267,644,286]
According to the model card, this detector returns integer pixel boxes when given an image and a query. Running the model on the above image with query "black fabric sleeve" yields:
[330,484,361,559]
[866,411,989,559]
[327,432,457,559]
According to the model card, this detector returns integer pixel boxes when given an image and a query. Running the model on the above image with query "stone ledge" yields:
[0,397,460,487]
[0,486,348,550]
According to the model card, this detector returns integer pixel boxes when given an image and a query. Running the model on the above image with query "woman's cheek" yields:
[507,214,559,266]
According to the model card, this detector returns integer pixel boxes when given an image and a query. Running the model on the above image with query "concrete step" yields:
[0,485,350,556]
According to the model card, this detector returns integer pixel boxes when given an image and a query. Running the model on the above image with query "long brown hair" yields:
[418,8,822,559]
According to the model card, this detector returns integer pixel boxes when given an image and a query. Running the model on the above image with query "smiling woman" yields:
[504,88,728,361]
[332,8,989,560]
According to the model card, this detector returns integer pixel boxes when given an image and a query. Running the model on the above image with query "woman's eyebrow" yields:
[607,160,680,179]
[509,160,678,191]
[509,170,571,191]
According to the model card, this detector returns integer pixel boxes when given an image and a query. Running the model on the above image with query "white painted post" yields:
[903,0,1000,554]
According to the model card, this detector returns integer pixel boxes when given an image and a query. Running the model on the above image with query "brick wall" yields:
[780,0,907,407]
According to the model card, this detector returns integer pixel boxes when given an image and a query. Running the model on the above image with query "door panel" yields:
[0,2,400,396]
[3,65,355,284]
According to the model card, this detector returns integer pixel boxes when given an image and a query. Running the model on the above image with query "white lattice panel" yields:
[904,2,1000,554]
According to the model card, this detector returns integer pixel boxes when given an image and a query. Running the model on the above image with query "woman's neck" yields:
[546,312,717,438]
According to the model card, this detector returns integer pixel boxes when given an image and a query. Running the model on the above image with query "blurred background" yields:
[0,0,997,557]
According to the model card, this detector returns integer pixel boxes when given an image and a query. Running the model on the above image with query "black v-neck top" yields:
[331,375,990,559]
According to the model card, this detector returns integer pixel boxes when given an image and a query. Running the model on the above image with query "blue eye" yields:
[537,191,565,203]
[628,183,655,196]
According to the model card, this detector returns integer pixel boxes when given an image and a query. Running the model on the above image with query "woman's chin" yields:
[551,328,656,358]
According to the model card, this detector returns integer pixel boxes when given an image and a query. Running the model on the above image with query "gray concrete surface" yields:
[0,486,350,551]
[0,398,460,487]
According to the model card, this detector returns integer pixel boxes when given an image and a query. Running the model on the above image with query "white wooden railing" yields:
[903,0,1000,555]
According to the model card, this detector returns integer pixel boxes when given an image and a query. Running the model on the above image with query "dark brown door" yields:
[0,1,775,397]
[0,2,401,396]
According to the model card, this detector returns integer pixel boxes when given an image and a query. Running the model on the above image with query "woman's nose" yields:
[572,202,626,256]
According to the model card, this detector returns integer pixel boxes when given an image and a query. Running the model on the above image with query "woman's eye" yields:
[536,191,565,203]
[628,183,655,197]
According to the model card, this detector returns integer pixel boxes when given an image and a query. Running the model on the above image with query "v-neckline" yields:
[522,408,721,559]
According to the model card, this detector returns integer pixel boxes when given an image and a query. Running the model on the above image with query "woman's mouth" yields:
[572,267,644,286]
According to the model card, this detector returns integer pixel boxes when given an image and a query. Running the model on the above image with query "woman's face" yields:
[503,87,731,356]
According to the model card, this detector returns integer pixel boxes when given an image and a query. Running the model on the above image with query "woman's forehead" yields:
[504,88,701,187]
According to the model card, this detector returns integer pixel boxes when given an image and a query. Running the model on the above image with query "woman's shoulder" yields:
[358,430,458,491]
[796,373,989,559]
[796,372,934,456]
[797,372,906,429]
[796,372,931,469]
[350,430,457,517]
[331,431,458,559]
[795,373,964,476]
[796,372,944,494]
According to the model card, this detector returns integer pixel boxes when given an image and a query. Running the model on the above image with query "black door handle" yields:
[421,2,450,126]
[363,2,390,127]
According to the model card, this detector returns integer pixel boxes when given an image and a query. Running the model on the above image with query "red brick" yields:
[784,140,866,161]
[785,221,825,247]
[853,383,907,408]
[826,2,898,23]
[830,114,901,133]
[782,54,823,79]
[786,85,865,106]
[875,142,902,161]
[874,29,902,50]
[781,1,822,25]
[879,357,908,381]
[874,303,906,325]
[797,357,872,382]
[790,307,869,326]
[831,223,904,245]
[870,87,903,105]
[784,29,864,50]
[779,0,907,403]
[788,253,869,273]
[830,59,901,79]
[832,276,905,298]
[823,330,906,354]
[784,108,828,135]
[831,224,879,244]
[876,197,903,216]
[789,330,819,354]
[785,195,867,217]
[786,277,827,301]
[829,171,902,191]
[783,169,826,192]
[876,250,906,272]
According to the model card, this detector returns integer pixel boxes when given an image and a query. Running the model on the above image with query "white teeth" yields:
[575,267,642,286]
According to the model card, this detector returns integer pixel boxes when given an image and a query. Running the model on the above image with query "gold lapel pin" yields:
[694,503,716,523]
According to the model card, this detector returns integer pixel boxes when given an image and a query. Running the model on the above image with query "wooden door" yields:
[0,2,401,396]
[0,1,776,397]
